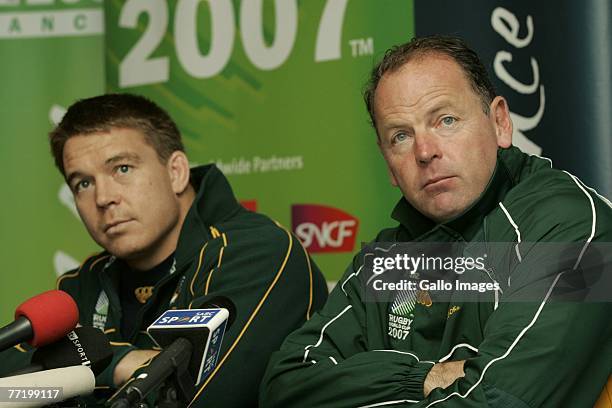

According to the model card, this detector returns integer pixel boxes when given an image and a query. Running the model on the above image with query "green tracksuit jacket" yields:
[4,164,328,407]
[260,147,612,408]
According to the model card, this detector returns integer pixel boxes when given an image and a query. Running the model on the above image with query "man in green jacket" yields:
[2,93,328,406]
[260,36,612,407]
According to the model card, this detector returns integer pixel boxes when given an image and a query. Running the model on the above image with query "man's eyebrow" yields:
[381,120,413,133]
[427,101,454,116]
[65,153,142,186]
[379,100,460,134]
[105,152,142,166]
[66,171,86,187]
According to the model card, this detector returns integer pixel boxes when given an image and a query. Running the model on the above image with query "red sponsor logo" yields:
[291,204,359,253]
[240,200,257,212]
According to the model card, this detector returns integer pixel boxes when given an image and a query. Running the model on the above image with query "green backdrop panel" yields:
[105,0,415,282]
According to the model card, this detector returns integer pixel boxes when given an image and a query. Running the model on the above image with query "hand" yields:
[113,349,160,386]
[423,360,466,398]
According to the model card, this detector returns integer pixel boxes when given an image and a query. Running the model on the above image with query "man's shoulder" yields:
[56,251,110,290]
[373,226,401,242]
[218,206,279,231]
[490,167,612,241]
[213,208,299,257]
[340,226,402,272]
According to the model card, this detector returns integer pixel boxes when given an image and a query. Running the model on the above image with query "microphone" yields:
[0,290,79,352]
[106,296,235,407]
[0,366,95,407]
[4,326,112,377]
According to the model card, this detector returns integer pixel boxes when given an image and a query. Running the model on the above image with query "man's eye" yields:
[117,165,131,174]
[75,180,90,192]
[441,116,457,127]
[392,132,408,144]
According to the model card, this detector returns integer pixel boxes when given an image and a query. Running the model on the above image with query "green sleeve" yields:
[57,266,137,390]
[260,258,434,407]
[413,266,611,407]
[0,344,34,376]
[184,226,328,407]
[95,343,136,388]
[413,192,612,407]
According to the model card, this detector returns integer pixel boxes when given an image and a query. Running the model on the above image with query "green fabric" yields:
[260,147,612,408]
[24,164,328,407]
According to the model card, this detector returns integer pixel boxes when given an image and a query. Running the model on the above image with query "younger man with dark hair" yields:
[6,93,329,407]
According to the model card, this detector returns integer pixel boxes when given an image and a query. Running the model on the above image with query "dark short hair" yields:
[49,93,184,176]
[363,35,497,130]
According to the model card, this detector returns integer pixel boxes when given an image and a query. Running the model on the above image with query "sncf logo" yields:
[292,204,359,253]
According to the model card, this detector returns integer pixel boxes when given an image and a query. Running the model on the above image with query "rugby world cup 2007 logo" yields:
[387,287,432,342]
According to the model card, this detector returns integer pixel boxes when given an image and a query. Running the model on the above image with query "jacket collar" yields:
[174,164,242,269]
[391,147,524,241]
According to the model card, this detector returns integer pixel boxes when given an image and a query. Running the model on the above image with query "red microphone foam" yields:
[14,290,79,347]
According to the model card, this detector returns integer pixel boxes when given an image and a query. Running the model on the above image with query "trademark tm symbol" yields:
[349,37,374,57]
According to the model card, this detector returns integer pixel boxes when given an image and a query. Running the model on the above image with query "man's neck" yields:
[126,185,196,271]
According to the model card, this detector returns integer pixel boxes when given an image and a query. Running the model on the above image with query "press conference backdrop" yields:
[1,0,611,322]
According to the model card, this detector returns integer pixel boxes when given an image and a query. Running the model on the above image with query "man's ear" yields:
[166,151,191,194]
[490,96,513,148]
[377,137,399,187]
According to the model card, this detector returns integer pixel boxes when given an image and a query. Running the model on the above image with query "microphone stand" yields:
[154,360,196,408]
[107,339,196,408]
[155,383,181,408]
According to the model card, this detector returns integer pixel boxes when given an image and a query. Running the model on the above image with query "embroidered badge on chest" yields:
[388,288,417,341]
[387,284,434,341]
[92,257,116,331]
[93,291,109,331]
[135,286,154,304]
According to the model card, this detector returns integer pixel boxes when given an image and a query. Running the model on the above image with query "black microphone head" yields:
[203,296,236,329]
[31,326,112,376]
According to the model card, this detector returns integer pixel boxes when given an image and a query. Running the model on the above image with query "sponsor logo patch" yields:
[134,286,154,304]
[447,305,461,319]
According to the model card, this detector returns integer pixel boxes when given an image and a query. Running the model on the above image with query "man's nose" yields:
[413,131,442,165]
[95,178,121,208]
